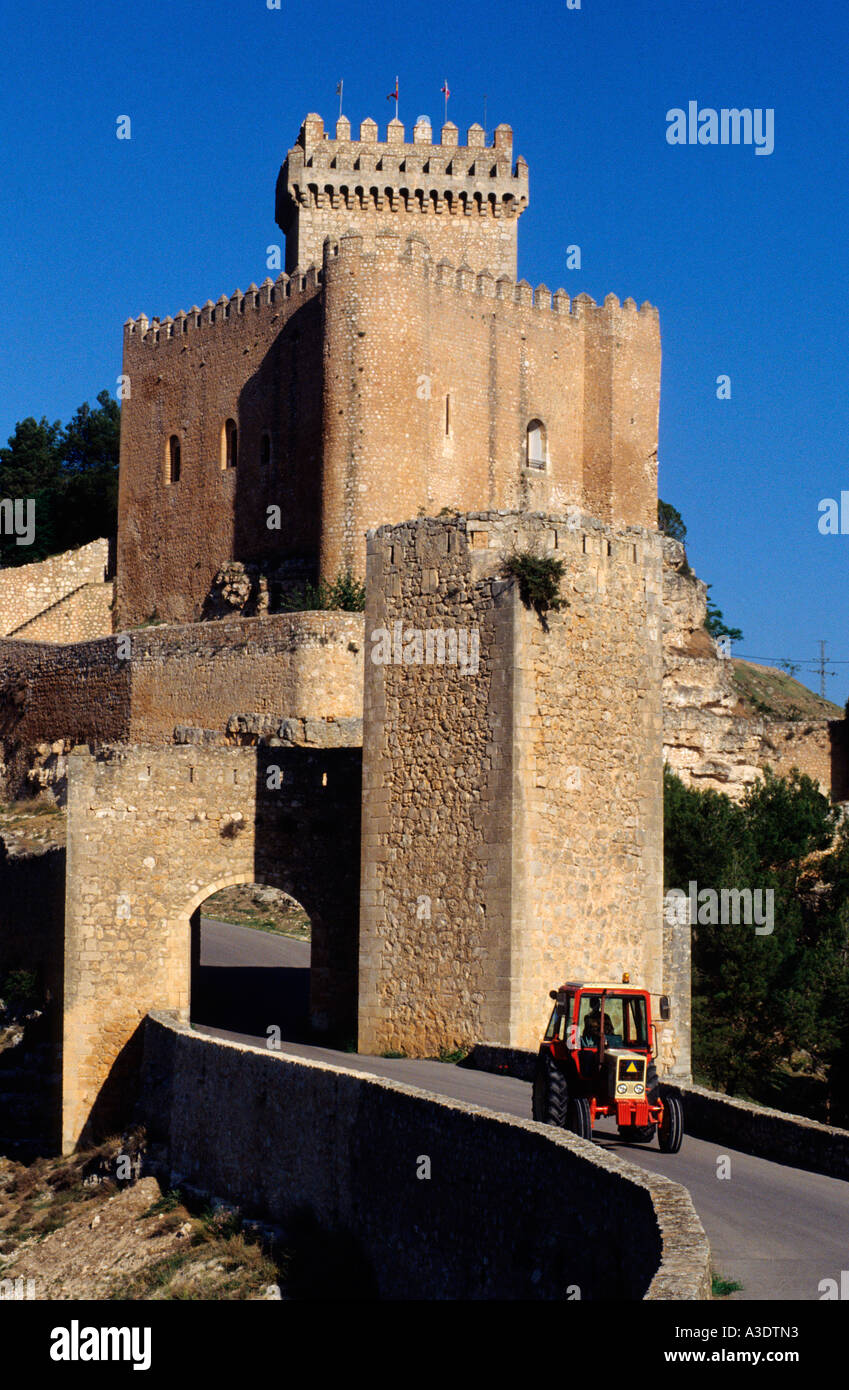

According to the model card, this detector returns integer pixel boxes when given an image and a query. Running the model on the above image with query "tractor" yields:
[531,977,683,1152]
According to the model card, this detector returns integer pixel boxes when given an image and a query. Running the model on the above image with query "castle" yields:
[116,112,660,624]
[2,111,685,1151]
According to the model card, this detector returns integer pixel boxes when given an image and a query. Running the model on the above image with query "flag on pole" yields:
[336,80,343,120]
[441,80,451,123]
[387,76,399,118]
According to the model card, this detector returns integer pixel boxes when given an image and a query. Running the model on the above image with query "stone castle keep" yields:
[1,110,684,1151]
[117,112,660,625]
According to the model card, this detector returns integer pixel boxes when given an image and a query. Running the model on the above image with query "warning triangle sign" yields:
[626,1062,638,1073]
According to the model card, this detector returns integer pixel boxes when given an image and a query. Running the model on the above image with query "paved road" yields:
[197,920,849,1301]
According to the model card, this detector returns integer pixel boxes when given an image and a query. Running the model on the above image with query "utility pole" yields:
[817,640,834,698]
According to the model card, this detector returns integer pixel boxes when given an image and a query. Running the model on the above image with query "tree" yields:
[658,499,687,542]
[663,766,845,1098]
[55,391,120,553]
[704,585,743,644]
[0,392,119,567]
[0,416,63,564]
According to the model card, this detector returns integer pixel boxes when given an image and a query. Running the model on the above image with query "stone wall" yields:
[9,582,114,644]
[117,275,325,628]
[0,539,111,639]
[61,742,361,1151]
[319,235,660,580]
[124,612,364,739]
[0,612,365,798]
[140,1012,711,1300]
[358,511,665,1058]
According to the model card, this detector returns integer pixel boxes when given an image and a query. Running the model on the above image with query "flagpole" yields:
[394,76,399,120]
[483,94,488,142]
[444,80,448,125]
[338,79,343,121]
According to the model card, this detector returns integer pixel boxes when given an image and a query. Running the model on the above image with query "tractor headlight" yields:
[616,1083,627,1094]
[634,1084,644,1095]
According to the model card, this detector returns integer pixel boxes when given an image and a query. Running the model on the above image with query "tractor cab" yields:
[533,977,683,1153]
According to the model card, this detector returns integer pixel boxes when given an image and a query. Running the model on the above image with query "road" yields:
[196,919,849,1301]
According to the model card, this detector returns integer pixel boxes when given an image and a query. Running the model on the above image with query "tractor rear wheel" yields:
[617,1122,656,1144]
[658,1094,684,1153]
[566,1097,593,1140]
[532,1052,569,1127]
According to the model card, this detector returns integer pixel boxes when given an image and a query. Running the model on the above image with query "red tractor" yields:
[531,978,683,1152]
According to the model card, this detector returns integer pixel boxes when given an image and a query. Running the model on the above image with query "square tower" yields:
[276,112,529,277]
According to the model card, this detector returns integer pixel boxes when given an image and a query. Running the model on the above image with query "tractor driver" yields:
[582,996,613,1046]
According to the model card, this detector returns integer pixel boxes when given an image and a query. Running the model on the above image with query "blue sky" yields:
[2,0,847,699]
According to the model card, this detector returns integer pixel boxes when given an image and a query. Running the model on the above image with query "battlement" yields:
[322,231,658,323]
[277,113,528,278]
[123,266,323,347]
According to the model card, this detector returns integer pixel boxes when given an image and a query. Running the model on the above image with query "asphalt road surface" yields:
[197,919,849,1301]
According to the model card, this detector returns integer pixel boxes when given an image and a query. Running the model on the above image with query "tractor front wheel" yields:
[658,1094,684,1153]
[532,1052,569,1127]
[566,1097,593,1140]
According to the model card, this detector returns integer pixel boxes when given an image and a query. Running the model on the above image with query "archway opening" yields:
[190,882,312,1044]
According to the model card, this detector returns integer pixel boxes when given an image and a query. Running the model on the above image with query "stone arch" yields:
[61,742,361,1151]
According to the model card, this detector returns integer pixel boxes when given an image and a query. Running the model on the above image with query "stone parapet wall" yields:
[0,612,365,798]
[140,1012,711,1301]
[0,540,110,639]
[9,582,114,644]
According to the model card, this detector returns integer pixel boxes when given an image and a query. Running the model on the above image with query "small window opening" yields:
[222,418,238,470]
[526,419,547,470]
[167,435,181,483]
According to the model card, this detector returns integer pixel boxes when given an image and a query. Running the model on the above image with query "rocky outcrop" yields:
[661,538,847,800]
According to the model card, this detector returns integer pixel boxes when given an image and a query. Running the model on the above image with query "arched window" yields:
[260,432,272,468]
[167,434,181,484]
[526,419,547,470]
[221,418,238,470]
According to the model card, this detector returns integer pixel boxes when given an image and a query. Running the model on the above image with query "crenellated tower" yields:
[276,112,528,277]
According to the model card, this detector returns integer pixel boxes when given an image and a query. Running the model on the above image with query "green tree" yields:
[657,499,687,542]
[704,585,743,644]
[0,415,63,564]
[55,390,120,552]
[0,392,119,567]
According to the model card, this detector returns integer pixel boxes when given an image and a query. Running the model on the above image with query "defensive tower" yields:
[276,112,528,277]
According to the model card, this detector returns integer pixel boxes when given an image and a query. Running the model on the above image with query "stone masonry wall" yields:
[116,274,325,628]
[0,613,364,797]
[359,511,664,1058]
[62,742,361,1151]
[0,539,110,638]
[9,582,114,644]
[125,612,364,739]
[319,235,660,580]
[140,1012,711,1299]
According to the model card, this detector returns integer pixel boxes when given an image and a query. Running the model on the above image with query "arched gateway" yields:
[61,741,361,1151]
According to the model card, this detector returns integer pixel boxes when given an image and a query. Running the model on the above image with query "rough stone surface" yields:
[0,540,112,641]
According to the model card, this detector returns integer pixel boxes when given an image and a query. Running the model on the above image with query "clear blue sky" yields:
[2,0,847,699]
